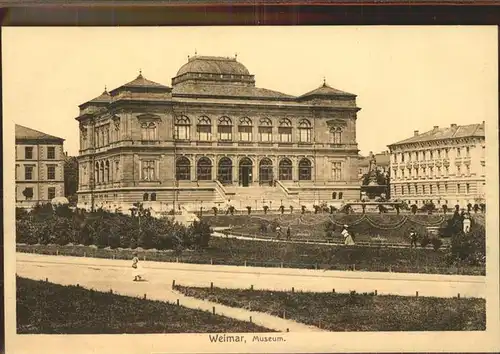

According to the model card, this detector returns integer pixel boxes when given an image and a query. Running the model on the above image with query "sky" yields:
[2,26,497,156]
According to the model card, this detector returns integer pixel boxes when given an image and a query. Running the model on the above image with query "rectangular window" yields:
[422,185,426,194]
[445,183,448,193]
[47,147,55,159]
[47,165,56,180]
[278,127,292,143]
[430,151,433,160]
[48,187,56,200]
[457,184,461,194]
[218,125,232,141]
[24,165,33,180]
[259,126,272,142]
[401,185,404,195]
[407,184,411,194]
[238,126,252,141]
[299,128,311,143]
[457,148,461,157]
[466,147,470,157]
[429,185,433,194]
[141,160,156,180]
[466,183,470,194]
[175,125,190,140]
[401,154,405,162]
[414,184,418,194]
[25,147,33,159]
[332,162,342,181]
[197,125,212,141]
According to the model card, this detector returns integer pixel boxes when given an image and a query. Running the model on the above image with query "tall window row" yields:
[175,157,313,182]
[94,160,119,184]
[174,116,313,143]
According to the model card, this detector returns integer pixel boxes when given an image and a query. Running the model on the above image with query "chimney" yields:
[433,125,439,130]
[414,130,419,136]
[450,123,457,128]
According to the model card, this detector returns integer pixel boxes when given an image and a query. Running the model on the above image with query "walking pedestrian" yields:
[132,252,144,281]
[341,225,355,246]
[409,228,418,248]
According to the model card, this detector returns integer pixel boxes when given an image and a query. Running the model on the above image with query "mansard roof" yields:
[389,122,485,147]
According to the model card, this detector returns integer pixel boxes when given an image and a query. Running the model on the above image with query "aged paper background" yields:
[3,26,499,353]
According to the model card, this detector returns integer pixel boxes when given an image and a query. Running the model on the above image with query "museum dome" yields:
[176,56,251,76]
[172,55,255,86]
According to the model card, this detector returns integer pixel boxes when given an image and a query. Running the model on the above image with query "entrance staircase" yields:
[224,186,297,211]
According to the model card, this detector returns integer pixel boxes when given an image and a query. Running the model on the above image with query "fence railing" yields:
[16,244,484,276]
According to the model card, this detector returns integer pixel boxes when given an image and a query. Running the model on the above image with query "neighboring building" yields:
[15,124,65,208]
[357,150,390,180]
[387,122,485,208]
[75,55,362,212]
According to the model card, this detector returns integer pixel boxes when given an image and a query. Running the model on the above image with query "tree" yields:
[410,204,418,215]
[246,206,252,215]
[22,188,34,200]
[64,155,79,205]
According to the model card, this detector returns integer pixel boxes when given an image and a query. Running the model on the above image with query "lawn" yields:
[16,277,273,334]
[17,236,485,276]
[201,214,451,245]
[174,285,486,331]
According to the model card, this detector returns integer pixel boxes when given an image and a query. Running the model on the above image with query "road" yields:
[17,253,485,298]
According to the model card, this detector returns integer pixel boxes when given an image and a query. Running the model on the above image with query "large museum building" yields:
[76,55,362,212]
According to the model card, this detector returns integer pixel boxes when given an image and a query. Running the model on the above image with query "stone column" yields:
[190,158,196,181]
[232,157,238,185]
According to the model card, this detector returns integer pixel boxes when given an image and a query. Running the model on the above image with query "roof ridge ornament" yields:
[137,69,143,79]
[323,77,327,87]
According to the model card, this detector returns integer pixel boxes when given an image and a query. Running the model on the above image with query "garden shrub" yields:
[15,202,212,251]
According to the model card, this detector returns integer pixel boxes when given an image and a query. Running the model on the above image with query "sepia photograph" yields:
[2,26,499,353]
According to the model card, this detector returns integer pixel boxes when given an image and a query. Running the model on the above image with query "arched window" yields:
[143,193,149,201]
[141,122,157,141]
[278,158,293,180]
[197,157,212,181]
[100,161,105,183]
[105,160,110,182]
[175,116,190,140]
[217,157,233,185]
[197,116,212,141]
[338,192,343,199]
[150,193,157,201]
[218,116,232,140]
[259,118,272,142]
[259,158,273,185]
[95,162,100,183]
[332,192,337,200]
[176,157,191,180]
[278,118,292,143]
[298,158,312,181]
[330,127,342,144]
[298,119,312,143]
[238,117,253,141]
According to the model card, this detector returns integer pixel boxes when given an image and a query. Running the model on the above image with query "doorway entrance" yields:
[239,157,253,187]
[259,158,274,186]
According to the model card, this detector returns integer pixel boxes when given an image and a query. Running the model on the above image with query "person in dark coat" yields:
[409,227,418,248]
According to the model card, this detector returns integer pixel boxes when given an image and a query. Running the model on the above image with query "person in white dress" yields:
[463,215,471,233]
[132,253,144,281]
[341,225,355,246]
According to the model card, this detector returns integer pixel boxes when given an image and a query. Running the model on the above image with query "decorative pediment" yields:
[137,113,162,122]
[325,119,347,128]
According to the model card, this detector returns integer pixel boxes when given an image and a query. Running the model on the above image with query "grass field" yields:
[17,235,485,275]
[175,285,486,331]
[16,277,273,334]
[201,214,451,245]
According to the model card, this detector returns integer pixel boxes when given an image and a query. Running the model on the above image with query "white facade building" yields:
[387,122,485,208]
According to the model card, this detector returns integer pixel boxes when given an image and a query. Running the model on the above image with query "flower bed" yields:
[16,277,273,334]
[202,214,451,244]
[174,285,486,331]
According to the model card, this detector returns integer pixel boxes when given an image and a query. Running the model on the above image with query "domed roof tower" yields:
[172,55,256,86]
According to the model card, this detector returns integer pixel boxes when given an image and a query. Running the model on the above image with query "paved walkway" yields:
[16,253,324,332]
[17,253,485,298]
